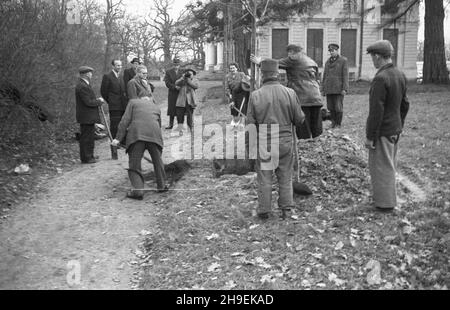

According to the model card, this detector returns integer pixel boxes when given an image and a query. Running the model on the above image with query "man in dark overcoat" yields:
[100,59,127,138]
[322,43,349,128]
[163,58,183,129]
[75,66,105,164]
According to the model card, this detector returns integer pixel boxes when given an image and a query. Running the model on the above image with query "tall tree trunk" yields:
[423,0,449,84]
[104,23,113,73]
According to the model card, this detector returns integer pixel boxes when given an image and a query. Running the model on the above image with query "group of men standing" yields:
[248,39,409,219]
[75,38,409,216]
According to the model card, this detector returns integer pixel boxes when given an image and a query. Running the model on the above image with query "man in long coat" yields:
[246,59,305,220]
[365,40,409,212]
[322,43,349,128]
[163,58,183,129]
[100,59,127,138]
[75,66,105,163]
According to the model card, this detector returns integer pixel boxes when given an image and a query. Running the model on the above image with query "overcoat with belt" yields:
[164,67,183,117]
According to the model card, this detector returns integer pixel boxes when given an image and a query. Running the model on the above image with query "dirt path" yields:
[0,82,214,289]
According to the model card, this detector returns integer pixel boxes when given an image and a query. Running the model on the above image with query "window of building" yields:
[341,29,357,67]
[272,29,289,59]
[307,29,323,67]
[383,28,398,65]
[343,0,358,14]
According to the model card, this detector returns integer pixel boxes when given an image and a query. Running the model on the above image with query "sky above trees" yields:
[109,0,449,43]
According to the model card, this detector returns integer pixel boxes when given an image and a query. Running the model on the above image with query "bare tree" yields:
[103,0,124,72]
[147,0,187,64]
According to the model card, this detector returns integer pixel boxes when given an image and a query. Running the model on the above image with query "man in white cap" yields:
[75,66,105,164]
[247,58,305,220]
[365,39,410,212]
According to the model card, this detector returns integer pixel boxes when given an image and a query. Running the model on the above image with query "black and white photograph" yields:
[0,0,449,293]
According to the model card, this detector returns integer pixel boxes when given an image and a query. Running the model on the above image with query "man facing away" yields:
[322,43,349,128]
[111,95,168,200]
[75,66,105,164]
[365,39,410,212]
[100,59,127,138]
[164,58,183,129]
[246,59,305,220]
[251,44,323,140]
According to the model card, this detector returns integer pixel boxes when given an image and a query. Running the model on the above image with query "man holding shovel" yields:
[111,95,168,200]
[246,59,305,220]
[75,66,106,164]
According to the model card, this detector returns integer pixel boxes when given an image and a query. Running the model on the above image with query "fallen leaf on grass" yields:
[328,273,346,286]
[309,253,323,260]
[365,259,382,285]
[334,241,344,250]
[260,274,275,284]
[206,233,219,240]
[301,280,312,288]
[207,262,221,272]
[223,280,237,289]
[249,224,260,230]
[140,230,151,236]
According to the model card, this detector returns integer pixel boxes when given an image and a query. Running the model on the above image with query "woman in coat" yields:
[225,62,250,128]
[175,68,199,134]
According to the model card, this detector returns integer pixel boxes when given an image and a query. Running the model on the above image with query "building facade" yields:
[205,0,420,80]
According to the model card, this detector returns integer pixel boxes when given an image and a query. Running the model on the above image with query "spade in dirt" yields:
[292,129,312,196]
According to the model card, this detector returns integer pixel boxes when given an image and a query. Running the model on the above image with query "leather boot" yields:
[336,112,343,127]
[330,111,336,128]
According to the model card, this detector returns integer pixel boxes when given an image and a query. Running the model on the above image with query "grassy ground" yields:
[137,82,450,290]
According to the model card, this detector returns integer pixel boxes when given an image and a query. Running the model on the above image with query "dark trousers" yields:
[168,115,175,127]
[326,94,344,126]
[296,106,322,140]
[79,124,95,162]
[128,141,166,196]
[109,110,124,139]
[176,106,193,130]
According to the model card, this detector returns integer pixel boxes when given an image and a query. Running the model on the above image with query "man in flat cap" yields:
[75,66,105,164]
[100,59,127,139]
[247,58,305,220]
[322,43,349,128]
[251,44,323,140]
[365,39,410,212]
[164,58,183,129]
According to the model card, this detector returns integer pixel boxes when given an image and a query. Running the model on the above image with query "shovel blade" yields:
[293,181,312,196]
[111,145,118,160]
